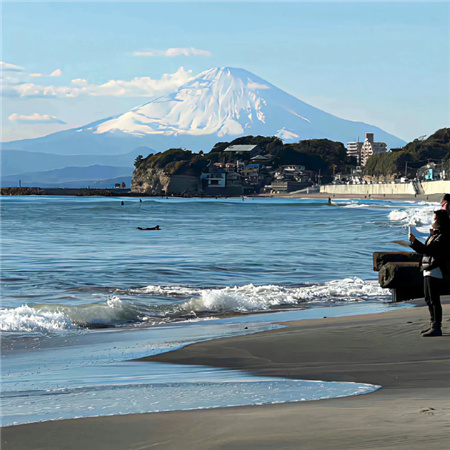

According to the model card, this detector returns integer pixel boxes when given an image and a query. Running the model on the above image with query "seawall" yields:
[320,180,450,197]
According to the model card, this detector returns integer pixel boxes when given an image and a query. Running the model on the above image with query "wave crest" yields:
[1,279,389,334]
[181,278,388,313]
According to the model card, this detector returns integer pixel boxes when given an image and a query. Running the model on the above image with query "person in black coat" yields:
[409,209,450,336]
[440,193,450,216]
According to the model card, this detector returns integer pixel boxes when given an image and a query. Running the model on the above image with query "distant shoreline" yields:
[0,186,444,202]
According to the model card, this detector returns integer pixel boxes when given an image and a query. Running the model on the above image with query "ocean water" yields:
[0,195,437,426]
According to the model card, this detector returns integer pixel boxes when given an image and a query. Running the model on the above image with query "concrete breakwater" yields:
[0,187,130,196]
[320,180,450,197]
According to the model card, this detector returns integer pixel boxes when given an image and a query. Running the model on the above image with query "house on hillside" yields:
[225,171,243,195]
[417,162,446,181]
[200,164,226,194]
[264,165,312,193]
[250,154,274,165]
[223,144,261,158]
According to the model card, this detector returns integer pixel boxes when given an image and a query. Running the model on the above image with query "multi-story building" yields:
[346,141,363,164]
[347,133,387,166]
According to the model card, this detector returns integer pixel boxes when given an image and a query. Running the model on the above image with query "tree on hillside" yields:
[364,128,450,179]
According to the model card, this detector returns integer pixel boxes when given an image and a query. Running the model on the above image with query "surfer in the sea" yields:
[327,197,337,206]
[137,225,161,231]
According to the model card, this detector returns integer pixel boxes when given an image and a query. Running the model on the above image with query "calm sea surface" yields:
[0,196,436,425]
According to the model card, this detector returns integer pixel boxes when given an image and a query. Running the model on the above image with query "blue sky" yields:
[1,1,449,143]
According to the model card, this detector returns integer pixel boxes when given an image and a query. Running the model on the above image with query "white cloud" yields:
[50,69,62,77]
[1,61,24,72]
[72,78,89,86]
[134,47,212,57]
[29,73,43,78]
[3,67,194,99]
[8,113,67,124]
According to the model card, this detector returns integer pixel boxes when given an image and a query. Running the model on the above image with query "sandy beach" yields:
[2,298,449,450]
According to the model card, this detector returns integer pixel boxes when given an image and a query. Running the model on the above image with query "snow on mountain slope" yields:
[2,67,406,154]
[93,68,272,137]
[87,67,404,148]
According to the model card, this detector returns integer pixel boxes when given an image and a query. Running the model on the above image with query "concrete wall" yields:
[320,180,450,196]
[421,180,450,195]
[320,183,416,196]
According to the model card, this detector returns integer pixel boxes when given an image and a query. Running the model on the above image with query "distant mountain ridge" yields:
[1,165,132,188]
[2,67,406,156]
[1,147,149,177]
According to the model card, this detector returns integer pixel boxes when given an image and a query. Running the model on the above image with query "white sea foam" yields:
[388,202,438,234]
[181,278,388,313]
[343,203,371,208]
[0,296,136,333]
[1,279,389,333]
[133,285,200,296]
[0,304,74,333]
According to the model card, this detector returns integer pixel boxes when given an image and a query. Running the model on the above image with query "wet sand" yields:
[2,300,449,449]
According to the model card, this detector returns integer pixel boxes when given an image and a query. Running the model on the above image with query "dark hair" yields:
[434,209,450,234]
[442,193,450,202]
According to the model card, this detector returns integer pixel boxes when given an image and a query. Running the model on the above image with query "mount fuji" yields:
[2,67,405,157]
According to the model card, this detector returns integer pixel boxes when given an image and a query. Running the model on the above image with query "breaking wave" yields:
[0,278,389,334]
[388,201,438,233]
[181,277,386,312]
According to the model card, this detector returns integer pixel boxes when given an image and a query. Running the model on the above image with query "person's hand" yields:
[409,232,416,243]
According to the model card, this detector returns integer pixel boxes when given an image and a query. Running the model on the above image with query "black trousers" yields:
[423,276,443,325]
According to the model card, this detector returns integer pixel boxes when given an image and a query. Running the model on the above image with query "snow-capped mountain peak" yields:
[3,67,406,155]
[94,67,275,138]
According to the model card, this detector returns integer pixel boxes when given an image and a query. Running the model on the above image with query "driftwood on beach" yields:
[374,251,450,301]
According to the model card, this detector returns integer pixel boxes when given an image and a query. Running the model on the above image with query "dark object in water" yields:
[137,225,161,231]
[373,251,450,301]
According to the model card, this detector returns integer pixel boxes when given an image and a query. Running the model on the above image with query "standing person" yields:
[409,210,450,337]
[440,193,450,216]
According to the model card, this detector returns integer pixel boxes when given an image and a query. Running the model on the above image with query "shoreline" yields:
[0,187,444,203]
[3,299,449,449]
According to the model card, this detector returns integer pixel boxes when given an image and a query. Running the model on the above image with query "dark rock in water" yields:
[373,251,421,272]
[374,251,450,302]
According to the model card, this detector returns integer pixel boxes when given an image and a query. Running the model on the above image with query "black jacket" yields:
[410,232,449,275]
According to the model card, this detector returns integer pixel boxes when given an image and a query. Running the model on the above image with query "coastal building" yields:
[265,165,312,193]
[225,162,236,172]
[200,166,226,193]
[240,164,261,186]
[250,154,274,165]
[200,164,246,195]
[346,141,363,164]
[360,133,387,166]
[417,162,446,181]
[225,171,243,195]
[223,144,261,158]
[347,133,387,166]
[236,160,246,172]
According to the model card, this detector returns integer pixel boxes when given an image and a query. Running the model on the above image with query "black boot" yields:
[422,323,442,337]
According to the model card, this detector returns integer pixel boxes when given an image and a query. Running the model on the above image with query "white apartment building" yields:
[347,141,363,164]
[347,133,387,166]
